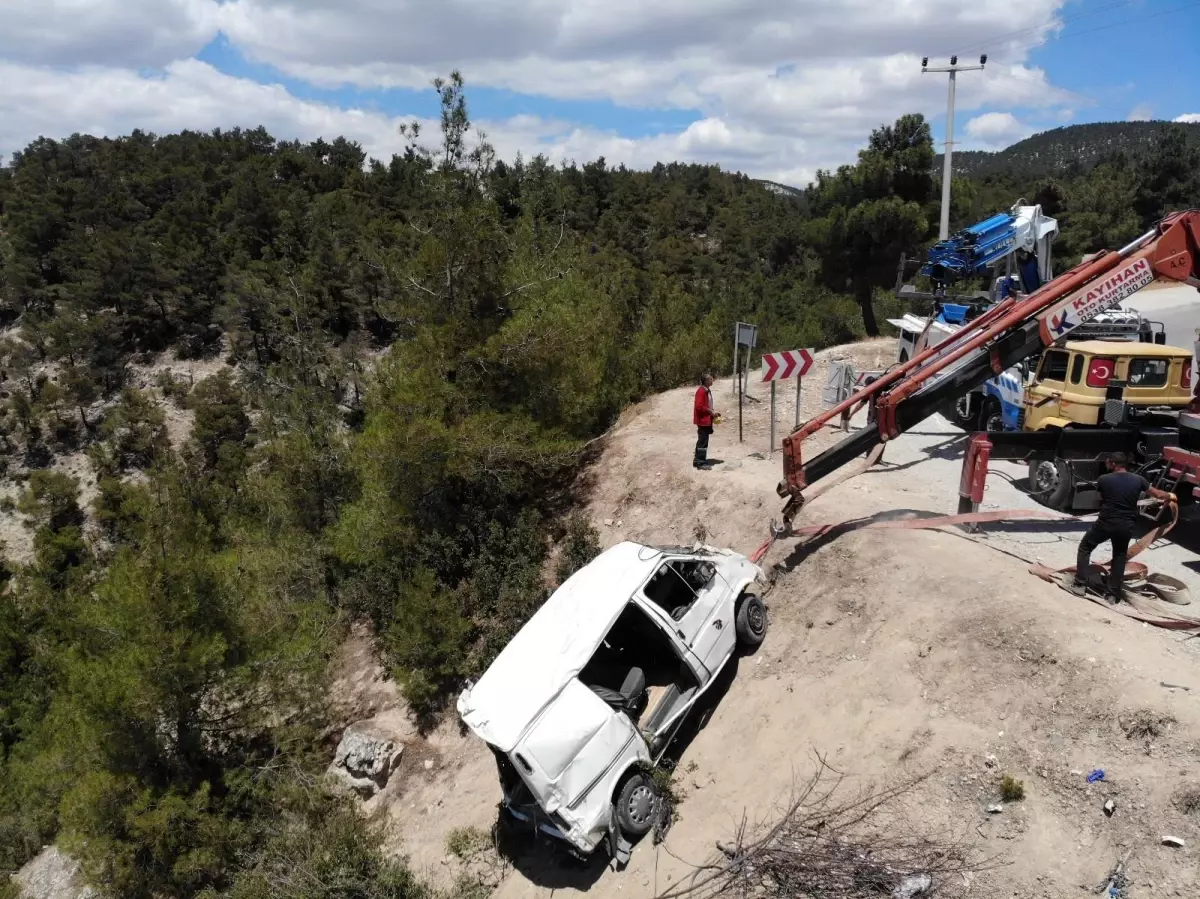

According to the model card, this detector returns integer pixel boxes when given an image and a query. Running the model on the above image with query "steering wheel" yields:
[671,605,688,621]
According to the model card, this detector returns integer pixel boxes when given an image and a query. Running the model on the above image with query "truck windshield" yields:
[1039,350,1069,382]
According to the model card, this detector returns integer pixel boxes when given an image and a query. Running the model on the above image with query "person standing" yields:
[693,374,718,469]
[1070,452,1175,601]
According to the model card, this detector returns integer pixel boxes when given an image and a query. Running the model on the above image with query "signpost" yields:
[733,322,758,398]
[762,349,814,453]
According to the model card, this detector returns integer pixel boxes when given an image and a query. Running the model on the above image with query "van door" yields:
[640,558,730,676]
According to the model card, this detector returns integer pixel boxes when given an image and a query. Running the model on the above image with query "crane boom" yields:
[773,209,1200,536]
[922,203,1058,289]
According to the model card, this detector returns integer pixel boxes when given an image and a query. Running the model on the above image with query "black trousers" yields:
[1076,521,1133,596]
[694,426,713,465]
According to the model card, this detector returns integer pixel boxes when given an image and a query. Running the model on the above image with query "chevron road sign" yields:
[764,348,815,454]
[761,348,814,382]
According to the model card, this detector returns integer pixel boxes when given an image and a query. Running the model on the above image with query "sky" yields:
[0,0,1198,188]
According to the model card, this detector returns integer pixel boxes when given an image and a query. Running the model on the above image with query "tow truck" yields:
[886,203,1165,430]
[772,209,1200,539]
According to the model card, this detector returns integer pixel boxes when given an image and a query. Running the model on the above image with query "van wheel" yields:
[1028,459,1074,510]
[735,594,768,647]
[615,772,656,837]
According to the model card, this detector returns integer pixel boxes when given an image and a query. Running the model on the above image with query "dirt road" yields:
[377,340,1200,899]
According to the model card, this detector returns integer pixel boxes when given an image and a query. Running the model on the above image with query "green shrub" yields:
[1000,775,1025,802]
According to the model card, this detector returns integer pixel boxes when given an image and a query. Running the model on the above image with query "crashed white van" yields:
[457,540,767,860]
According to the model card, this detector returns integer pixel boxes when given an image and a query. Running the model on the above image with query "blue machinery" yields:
[921,204,1059,293]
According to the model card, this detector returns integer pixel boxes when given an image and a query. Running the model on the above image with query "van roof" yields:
[1062,340,1193,358]
[456,541,665,752]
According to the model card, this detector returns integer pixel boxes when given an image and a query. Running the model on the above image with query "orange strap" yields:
[749,507,1067,565]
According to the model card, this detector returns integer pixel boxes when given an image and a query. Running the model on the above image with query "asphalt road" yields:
[1129,284,1200,347]
[841,404,1200,601]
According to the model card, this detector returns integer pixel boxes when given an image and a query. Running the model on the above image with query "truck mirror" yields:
[1155,332,1166,345]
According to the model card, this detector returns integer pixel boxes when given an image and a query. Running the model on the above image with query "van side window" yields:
[643,561,714,620]
[1039,349,1069,383]
[1069,354,1084,385]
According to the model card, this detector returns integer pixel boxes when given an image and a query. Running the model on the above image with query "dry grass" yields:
[1173,785,1200,816]
[655,756,995,899]
[1118,709,1176,741]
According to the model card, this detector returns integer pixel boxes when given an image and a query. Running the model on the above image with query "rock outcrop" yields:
[12,847,95,899]
[326,722,406,797]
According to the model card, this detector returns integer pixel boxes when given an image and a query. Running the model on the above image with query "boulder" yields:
[326,723,405,798]
[12,846,96,899]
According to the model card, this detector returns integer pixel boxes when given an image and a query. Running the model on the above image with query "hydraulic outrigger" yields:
[772,210,1200,538]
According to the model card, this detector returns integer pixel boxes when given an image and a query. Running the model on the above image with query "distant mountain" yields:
[937,121,1200,179]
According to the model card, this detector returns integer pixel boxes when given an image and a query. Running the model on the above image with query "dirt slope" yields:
[377,340,1200,898]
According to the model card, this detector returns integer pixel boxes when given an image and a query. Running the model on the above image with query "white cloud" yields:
[964,112,1032,148]
[0,0,219,68]
[1175,113,1200,124]
[1127,103,1153,122]
[0,0,1081,186]
[0,60,821,183]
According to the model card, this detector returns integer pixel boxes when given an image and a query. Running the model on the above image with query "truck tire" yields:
[982,397,1004,433]
[951,394,982,430]
[1028,458,1075,510]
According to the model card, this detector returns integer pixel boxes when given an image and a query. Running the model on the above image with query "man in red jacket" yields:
[693,374,719,469]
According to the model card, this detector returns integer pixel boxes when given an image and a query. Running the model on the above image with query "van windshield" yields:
[643,560,715,619]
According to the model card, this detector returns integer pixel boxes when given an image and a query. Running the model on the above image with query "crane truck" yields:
[772,209,1200,539]
[887,203,1164,431]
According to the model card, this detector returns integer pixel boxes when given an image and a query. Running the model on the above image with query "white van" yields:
[456,541,767,861]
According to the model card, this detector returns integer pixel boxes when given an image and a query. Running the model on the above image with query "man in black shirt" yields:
[1070,452,1176,601]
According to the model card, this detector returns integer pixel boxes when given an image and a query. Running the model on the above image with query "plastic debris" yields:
[892,873,933,899]
[1087,769,1106,783]
[985,803,1003,814]
[1103,799,1116,817]
[1162,835,1185,848]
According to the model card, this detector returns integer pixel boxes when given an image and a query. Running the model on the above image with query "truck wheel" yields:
[983,398,1003,433]
[614,772,656,837]
[950,394,985,430]
[1028,459,1074,510]
[735,593,768,647]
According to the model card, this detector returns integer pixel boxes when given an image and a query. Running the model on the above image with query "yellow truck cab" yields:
[1023,340,1194,511]
[1024,340,1193,432]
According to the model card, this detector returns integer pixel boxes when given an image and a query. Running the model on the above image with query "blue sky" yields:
[1025,0,1200,125]
[1,1,1198,186]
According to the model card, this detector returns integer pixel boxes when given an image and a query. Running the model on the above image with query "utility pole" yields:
[922,54,986,240]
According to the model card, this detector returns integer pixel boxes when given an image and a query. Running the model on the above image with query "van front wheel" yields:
[736,594,768,647]
[615,772,656,837]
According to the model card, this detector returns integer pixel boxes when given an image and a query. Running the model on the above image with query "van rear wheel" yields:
[615,772,656,837]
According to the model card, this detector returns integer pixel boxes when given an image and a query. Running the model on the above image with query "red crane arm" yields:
[774,210,1200,534]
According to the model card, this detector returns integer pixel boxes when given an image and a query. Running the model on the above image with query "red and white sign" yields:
[762,348,814,382]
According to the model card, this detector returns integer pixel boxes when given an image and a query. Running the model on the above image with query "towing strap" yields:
[750,503,1198,632]
[749,507,1066,565]
[1026,504,1200,629]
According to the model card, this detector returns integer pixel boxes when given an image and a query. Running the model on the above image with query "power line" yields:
[953,0,1143,55]
[990,0,1200,57]
[988,0,1200,58]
